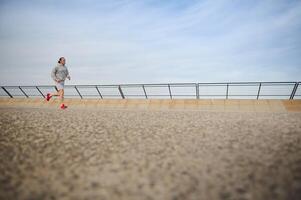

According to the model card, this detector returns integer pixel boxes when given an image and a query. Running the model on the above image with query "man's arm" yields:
[51,67,58,82]
[66,68,71,80]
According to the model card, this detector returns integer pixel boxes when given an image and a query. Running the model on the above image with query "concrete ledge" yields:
[282,100,301,112]
[0,98,300,112]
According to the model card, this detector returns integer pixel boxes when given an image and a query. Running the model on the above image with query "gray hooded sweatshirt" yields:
[51,64,69,82]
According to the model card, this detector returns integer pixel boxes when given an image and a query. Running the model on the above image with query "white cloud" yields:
[0,0,300,85]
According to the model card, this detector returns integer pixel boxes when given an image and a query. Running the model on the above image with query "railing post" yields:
[118,85,125,99]
[142,85,148,99]
[19,86,28,98]
[290,82,299,100]
[36,86,45,98]
[257,83,262,100]
[2,86,13,98]
[75,86,83,99]
[226,83,229,99]
[196,83,199,99]
[168,84,172,99]
[95,86,103,99]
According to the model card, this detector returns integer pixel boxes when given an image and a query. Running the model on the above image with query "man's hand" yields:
[67,75,71,80]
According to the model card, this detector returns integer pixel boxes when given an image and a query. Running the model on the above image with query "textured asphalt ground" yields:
[0,106,301,200]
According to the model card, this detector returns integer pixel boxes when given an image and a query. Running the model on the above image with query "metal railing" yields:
[0,82,300,100]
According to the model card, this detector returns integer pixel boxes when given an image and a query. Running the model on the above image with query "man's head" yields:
[58,57,66,65]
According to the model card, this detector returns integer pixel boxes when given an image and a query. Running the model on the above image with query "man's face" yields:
[61,58,66,65]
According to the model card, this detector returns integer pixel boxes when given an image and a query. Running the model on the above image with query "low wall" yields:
[0,98,300,112]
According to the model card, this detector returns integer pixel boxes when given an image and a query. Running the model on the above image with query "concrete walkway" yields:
[0,101,301,200]
[0,98,300,112]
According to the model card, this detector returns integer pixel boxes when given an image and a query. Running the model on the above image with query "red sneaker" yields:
[60,104,68,109]
[46,93,52,101]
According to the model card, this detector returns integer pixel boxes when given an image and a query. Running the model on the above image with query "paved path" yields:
[1,98,301,112]
[0,106,301,200]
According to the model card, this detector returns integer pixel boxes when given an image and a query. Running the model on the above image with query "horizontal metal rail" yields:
[0,82,300,100]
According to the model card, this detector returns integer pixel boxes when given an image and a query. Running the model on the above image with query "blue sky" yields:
[0,0,300,85]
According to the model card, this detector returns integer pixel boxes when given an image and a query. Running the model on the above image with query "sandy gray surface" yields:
[0,106,301,200]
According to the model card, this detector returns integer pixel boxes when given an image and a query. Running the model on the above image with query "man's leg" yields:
[59,89,68,109]
[46,90,59,101]
[50,92,60,97]
[59,89,64,104]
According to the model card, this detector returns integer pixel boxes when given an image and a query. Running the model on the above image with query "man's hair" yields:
[58,57,64,64]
